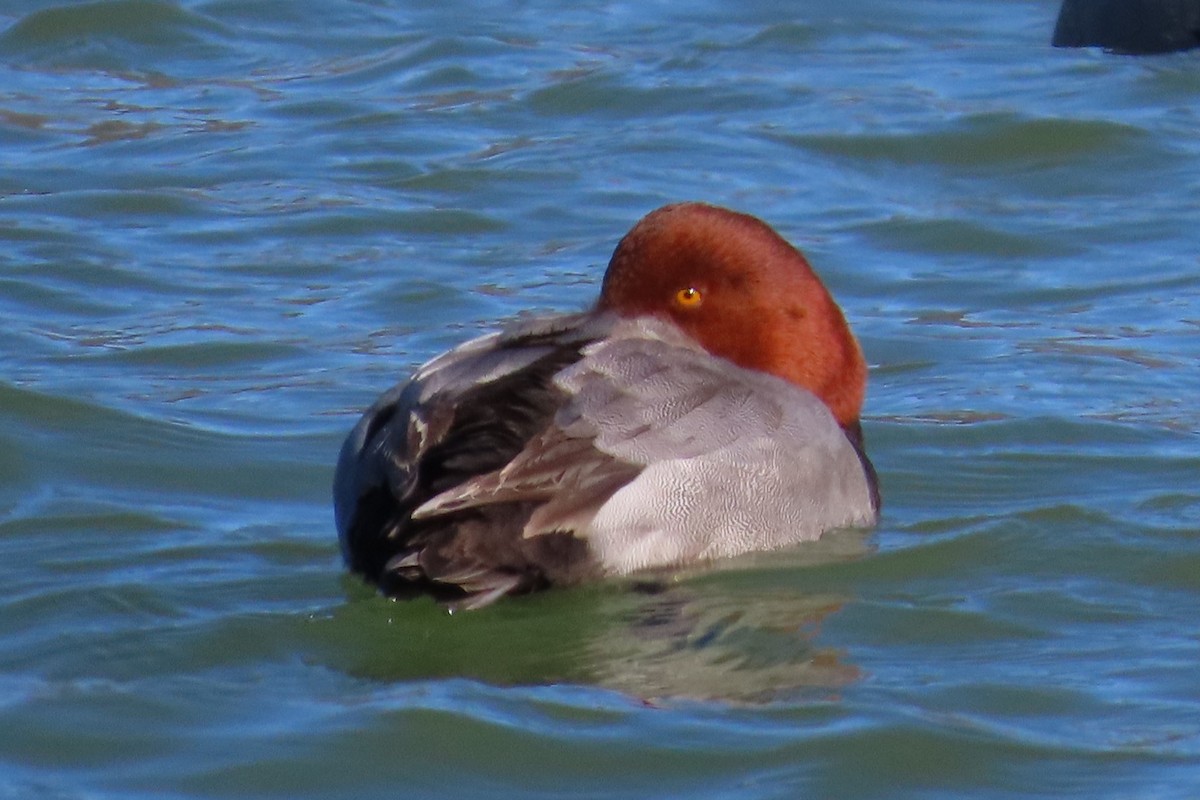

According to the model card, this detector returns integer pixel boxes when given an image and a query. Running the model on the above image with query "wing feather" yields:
[408,317,823,545]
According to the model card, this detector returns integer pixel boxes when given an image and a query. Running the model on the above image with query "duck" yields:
[333,202,880,609]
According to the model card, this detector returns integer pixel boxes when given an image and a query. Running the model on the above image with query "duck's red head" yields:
[597,202,868,429]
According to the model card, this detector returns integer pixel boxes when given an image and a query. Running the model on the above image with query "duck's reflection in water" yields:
[313,526,871,704]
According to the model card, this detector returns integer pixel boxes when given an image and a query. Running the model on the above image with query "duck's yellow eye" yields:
[675,286,703,309]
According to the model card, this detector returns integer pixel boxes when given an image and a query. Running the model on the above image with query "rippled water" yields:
[2,0,1199,797]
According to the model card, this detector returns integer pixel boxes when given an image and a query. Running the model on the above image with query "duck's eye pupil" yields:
[675,287,703,308]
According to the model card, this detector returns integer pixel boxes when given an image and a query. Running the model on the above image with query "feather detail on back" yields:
[403,317,877,576]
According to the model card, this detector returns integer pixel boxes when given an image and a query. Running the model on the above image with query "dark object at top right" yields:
[1053,0,1200,54]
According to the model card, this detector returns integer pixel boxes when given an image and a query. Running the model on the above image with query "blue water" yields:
[2,0,1199,797]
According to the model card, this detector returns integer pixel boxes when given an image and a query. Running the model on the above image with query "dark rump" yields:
[334,317,607,605]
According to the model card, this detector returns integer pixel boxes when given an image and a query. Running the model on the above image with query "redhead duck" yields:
[334,203,880,609]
